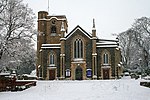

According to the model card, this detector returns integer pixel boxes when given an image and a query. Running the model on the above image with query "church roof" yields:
[96,39,119,48]
[65,25,119,48]
[65,25,92,39]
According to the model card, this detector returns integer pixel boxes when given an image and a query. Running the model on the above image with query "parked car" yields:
[130,73,139,79]
[122,72,131,79]
[143,76,150,80]
[124,72,130,76]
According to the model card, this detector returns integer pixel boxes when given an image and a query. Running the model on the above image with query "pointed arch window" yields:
[103,53,109,64]
[74,39,83,58]
[50,54,55,65]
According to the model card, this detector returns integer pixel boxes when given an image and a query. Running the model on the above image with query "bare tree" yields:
[132,17,150,73]
[119,17,150,74]
[0,0,7,13]
[0,0,36,60]
[119,29,140,70]
[0,38,36,74]
[132,17,150,36]
[0,0,36,74]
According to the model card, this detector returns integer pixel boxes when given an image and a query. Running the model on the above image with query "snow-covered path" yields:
[0,79,150,100]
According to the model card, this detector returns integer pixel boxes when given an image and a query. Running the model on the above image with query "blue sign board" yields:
[86,69,92,77]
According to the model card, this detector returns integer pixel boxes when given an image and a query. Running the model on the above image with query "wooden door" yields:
[75,66,83,80]
[49,70,55,80]
[103,69,109,79]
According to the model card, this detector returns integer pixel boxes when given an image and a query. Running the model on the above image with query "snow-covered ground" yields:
[0,78,150,100]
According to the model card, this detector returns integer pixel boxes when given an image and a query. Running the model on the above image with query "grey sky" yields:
[24,0,150,39]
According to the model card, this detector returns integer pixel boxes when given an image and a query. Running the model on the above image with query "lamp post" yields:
[117,63,121,79]
[139,58,142,79]
[39,49,42,78]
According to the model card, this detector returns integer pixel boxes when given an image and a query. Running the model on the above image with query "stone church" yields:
[36,11,122,80]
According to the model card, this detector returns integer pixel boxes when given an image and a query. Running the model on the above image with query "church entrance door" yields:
[75,66,83,80]
[103,68,110,79]
[49,69,55,80]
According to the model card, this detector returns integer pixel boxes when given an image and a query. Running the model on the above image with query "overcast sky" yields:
[24,0,150,39]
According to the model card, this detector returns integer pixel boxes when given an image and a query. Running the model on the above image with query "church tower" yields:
[37,11,68,79]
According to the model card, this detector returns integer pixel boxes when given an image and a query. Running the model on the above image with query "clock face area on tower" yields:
[50,19,57,36]
[52,20,56,25]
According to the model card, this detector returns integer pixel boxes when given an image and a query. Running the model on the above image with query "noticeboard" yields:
[86,69,92,77]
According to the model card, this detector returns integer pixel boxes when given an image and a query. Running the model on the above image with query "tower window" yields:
[51,26,57,36]
[74,39,83,58]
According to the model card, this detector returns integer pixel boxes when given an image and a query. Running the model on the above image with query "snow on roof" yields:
[96,42,117,45]
[49,15,66,17]
[22,74,37,78]
[38,16,67,21]
[96,38,118,48]
[42,44,60,46]
[41,47,60,49]
[0,72,10,76]
[41,44,61,49]
[99,39,118,42]
[97,45,118,48]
